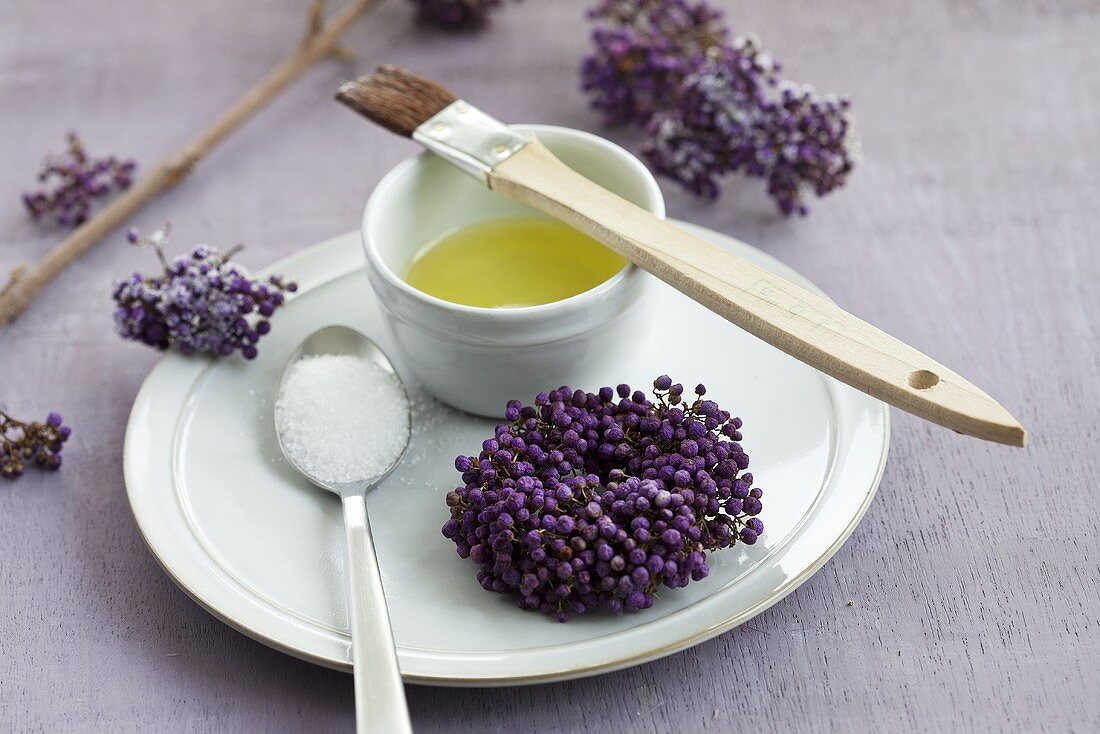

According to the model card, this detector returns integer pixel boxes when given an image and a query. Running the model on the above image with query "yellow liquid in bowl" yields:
[403,218,628,308]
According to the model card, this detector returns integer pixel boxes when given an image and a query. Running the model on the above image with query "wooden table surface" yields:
[1,1,1097,731]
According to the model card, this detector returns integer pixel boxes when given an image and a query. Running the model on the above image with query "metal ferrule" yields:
[412,100,531,184]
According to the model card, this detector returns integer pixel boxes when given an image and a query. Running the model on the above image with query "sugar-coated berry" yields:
[580,1,856,215]
[643,42,856,215]
[112,226,295,361]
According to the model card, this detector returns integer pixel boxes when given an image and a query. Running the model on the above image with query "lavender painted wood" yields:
[0,0,1097,731]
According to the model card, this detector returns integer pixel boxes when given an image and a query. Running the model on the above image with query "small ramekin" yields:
[362,124,665,417]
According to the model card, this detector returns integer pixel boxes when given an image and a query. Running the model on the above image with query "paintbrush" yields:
[336,65,1026,447]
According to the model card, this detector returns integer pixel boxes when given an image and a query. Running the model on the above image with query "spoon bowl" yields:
[274,325,413,734]
[276,325,411,496]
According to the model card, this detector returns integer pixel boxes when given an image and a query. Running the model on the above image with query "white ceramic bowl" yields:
[362,125,665,417]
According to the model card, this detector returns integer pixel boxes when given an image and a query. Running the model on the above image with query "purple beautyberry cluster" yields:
[111,225,297,360]
[1,410,71,479]
[581,0,728,125]
[443,377,764,622]
[645,51,856,214]
[22,133,136,227]
[581,2,858,214]
[411,0,504,30]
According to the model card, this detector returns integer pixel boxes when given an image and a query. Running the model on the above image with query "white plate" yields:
[124,221,889,686]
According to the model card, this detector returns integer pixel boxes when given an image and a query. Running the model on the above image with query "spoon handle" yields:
[342,493,412,734]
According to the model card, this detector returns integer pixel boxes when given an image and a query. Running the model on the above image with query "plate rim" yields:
[124,223,890,686]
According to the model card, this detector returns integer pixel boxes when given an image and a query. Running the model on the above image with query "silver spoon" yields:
[275,325,413,734]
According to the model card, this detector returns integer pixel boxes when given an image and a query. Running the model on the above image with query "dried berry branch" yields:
[1,409,71,479]
[112,225,297,360]
[22,133,137,227]
[0,0,379,328]
[581,0,858,215]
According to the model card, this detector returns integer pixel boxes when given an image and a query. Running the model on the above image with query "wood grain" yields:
[0,0,1097,732]
[491,140,1027,446]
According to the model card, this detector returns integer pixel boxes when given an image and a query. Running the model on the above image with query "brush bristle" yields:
[336,65,459,137]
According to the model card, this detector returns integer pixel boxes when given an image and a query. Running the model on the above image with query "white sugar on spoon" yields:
[274,326,412,734]
[276,354,409,484]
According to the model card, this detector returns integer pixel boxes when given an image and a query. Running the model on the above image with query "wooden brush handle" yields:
[490,140,1026,447]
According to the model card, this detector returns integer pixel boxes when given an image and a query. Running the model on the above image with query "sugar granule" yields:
[275,354,409,484]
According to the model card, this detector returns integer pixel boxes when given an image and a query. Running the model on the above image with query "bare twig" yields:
[306,0,326,37]
[0,0,380,327]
